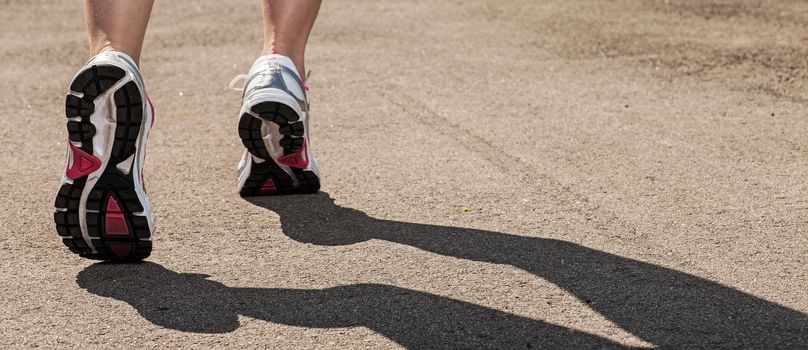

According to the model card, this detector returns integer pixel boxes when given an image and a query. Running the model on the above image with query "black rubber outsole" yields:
[54,65,151,262]
[237,101,320,196]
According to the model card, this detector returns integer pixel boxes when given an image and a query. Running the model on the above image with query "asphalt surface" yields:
[1,0,807,348]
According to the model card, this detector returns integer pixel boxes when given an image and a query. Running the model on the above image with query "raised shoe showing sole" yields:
[237,101,320,196]
[54,53,154,261]
[235,55,320,197]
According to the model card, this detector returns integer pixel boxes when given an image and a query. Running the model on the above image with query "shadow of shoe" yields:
[245,192,808,348]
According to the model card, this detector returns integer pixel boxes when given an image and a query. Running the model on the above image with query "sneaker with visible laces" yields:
[54,51,155,261]
[232,54,321,196]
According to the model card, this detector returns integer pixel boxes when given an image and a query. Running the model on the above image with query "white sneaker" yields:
[54,51,155,261]
[232,54,321,196]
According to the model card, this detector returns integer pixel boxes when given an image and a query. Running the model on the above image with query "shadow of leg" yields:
[246,193,808,348]
[77,262,628,348]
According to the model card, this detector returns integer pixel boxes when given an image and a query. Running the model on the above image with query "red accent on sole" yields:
[65,143,102,180]
[104,197,130,236]
[277,139,310,169]
[109,243,133,258]
[259,178,277,195]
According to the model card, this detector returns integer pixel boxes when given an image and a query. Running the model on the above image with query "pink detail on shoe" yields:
[109,243,133,258]
[65,143,102,180]
[277,139,309,169]
[146,95,155,128]
[304,85,310,91]
[104,196,130,236]
[259,179,277,195]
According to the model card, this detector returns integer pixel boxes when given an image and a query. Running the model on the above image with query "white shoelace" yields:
[228,74,248,92]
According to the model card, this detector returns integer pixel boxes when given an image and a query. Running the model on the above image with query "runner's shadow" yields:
[245,192,808,348]
[77,262,627,348]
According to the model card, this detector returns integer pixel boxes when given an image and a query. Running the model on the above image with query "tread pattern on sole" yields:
[238,101,320,197]
[111,82,144,163]
[55,65,151,262]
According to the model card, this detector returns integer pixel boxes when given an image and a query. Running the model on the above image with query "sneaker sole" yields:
[237,101,320,196]
[54,65,152,261]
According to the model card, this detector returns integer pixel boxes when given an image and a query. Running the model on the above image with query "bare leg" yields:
[261,0,322,79]
[85,0,154,65]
